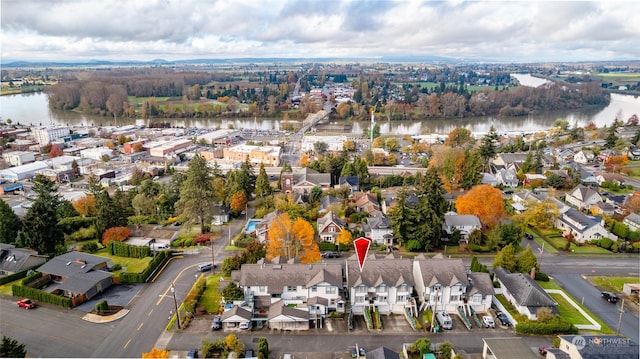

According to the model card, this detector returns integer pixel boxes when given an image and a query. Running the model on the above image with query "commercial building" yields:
[31,126,70,146]
[0,161,49,181]
[2,151,35,166]
[222,144,281,166]
[148,139,192,157]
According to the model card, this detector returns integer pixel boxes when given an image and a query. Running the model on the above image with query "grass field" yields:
[198,274,225,314]
[591,276,640,292]
[94,249,152,273]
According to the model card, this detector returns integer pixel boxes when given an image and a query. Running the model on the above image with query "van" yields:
[198,263,213,272]
[150,243,170,251]
[435,311,452,330]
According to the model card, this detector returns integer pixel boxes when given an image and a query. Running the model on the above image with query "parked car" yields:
[244,349,254,358]
[538,346,552,356]
[359,347,366,356]
[495,311,511,326]
[211,315,222,330]
[601,291,619,303]
[283,354,293,359]
[525,233,534,240]
[239,321,251,330]
[186,348,198,359]
[350,348,357,358]
[321,251,340,258]
[482,315,495,328]
[16,298,36,309]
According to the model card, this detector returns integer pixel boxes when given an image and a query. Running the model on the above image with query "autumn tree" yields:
[455,184,504,229]
[336,229,353,248]
[266,213,320,263]
[515,200,559,229]
[102,226,131,246]
[230,191,247,214]
[624,192,640,213]
[459,148,484,190]
[493,244,517,272]
[175,155,216,234]
[141,348,169,358]
[72,195,97,217]
[605,155,628,173]
[444,127,474,148]
[49,144,63,158]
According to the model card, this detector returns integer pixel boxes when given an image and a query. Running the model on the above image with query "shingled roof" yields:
[346,253,414,288]
[238,262,342,294]
[493,267,557,308]
[414,254,470,287]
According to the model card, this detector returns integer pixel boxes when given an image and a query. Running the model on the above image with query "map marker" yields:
[354,236,372,272]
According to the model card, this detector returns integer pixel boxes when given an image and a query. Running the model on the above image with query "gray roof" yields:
[366,347,400,359]
[58,270,112,294]
[493,267,557,308]
[319,195,342,212]
[467,272,495,296]
[238,262,342,294]
[317,211,345,232]
[569,184,601,202]
[268,300,309,321]
[347,254,414,288]
[292,167,330,186]
[624,212,640,225]
[307,296,329,306]
[444,214,481,228]
[37,251,109,277]
[414,255,469,287]
[482,338,539,359]
[558,335,639,359]
[560,208,602,234]
[221,306,252,322]
[366,216,391,230]
[0,244,46,274]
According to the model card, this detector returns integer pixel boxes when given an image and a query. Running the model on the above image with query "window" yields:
[376,295,387,302]
[397,295,406,302]
[326,287,336,294]
[398,284,408,292]
[329,226,336,232]
[287,286,297,292]
[259,286,266,293]
[355,296,364,303]
[356,286,367,294]
[450,295,459,302]
[377,285,387,293]
[311,286,317,292]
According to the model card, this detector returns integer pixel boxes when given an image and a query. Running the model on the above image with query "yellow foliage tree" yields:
[230,191,247,213]
[455,184,504,229]
[141,348,169,358]
[516,200,559,229]
[72,195,97,217]
[336,229,353,247]
[266,213,321,263]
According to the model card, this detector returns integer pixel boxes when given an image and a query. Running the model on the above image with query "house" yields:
[317,211,346,244]
[443,213,482,239]
[492,267,557,320]
[574,150,595,164]
[336,176,359,193]
[0,244,47,276]
[267,300,310,330]
[318,195,343,213]
[363,216,394,246]
[367,347,400,359]
[512,189,547,204]
[346,253,414,315]
[597,149,618,164]
[493,152,555,171]
[590,201,615,217]
[355,192,382,217]
[595,172,625,186]
[481,172,499,187]
[523,173,547,186]
[220,305,253,330]
[623,213,640,232]
[482,338,539,359]
[628,145,640,160]
[556,208,617,243]
[281,167,331,195]
[578,167,599,186]
[555,148,575,162]
[496,168,519,188]
[255,210,283,243]
[236,259,344,319]
[565,185,602,211]
[413,254,493,313]
[36,251,113,305]
[554,335,639,359]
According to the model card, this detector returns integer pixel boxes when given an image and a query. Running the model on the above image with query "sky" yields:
[1,0,639,63]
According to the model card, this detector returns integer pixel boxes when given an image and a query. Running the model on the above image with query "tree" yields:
[604,123,619,149]
[175,155,216,234]
[221,281,244,301]
[49,144,63,158]
[230,191,247,214]
[488,222,524,249]
[0,336,26,358]
[439,341,455,359]
[336,229,353,248]
[101,226,131,246]
[308,186,323,205]
[444,127,473,148]
[93,190,127,237]
[258,338,269,359]
[459,148,483,189]
[493,244,517,272]
[72,195,97,217]
[411,338,432,356]
[516,200,559,229]
[266,213,320,263]
[22,175,64,256]
[254,164,272,198]
[605,155,628,173]
[0,199,21,244]
[479,125,498,171]
[313,141,329,154]
[517,244,539,274]
[455,184,504,229]
[223,334,244,355]
[141,348,169,358]
[536,307,555,322]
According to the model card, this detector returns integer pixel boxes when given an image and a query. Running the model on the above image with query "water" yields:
[2,90,639,136]
[244,219,261,233]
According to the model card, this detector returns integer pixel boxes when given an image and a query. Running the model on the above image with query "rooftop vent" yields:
[66,261,72,265]
[273,264,282,270]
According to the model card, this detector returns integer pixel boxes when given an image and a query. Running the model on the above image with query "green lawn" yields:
[127,96,171,106]
[527,230,559,254]
[198,274,225,314]
[94,249,152,273]
[591,276,640,292]
[569,243,612,254]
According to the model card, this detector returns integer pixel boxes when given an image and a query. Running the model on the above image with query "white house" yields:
[574,150,595,164]
[496,168,519,188]
[564,185,602,211]
[623,213,640,232]
[443,213,482,239]
[555,208,617,243]
[364,216,394,246]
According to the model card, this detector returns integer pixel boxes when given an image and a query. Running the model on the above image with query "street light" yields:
[538,242,545,270]
[171,283,181,329]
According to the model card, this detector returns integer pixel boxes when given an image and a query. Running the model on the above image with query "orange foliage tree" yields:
[49,144,63,158]
[336,229,353,248]
[141,348,169,358]
[266,212,320,263]
[72,195,96,217]
[605,155,628,173]
[455,184,505,229]
[230,191,247,213]
[625,191,640,214]
[102,226,131,246]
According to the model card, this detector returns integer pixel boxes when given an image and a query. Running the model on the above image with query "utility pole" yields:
[171,283,181,329]
[616,298,625,335]
[538,242,545,270]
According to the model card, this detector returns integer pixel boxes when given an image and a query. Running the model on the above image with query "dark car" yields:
[525,233,534,240]
[322,251,340,258]
[601,291,619,303]
[495,311,511,326]
[211,315,222,330]
[187,348,198,359]
[16,298,36,309]
[538,346,552,356]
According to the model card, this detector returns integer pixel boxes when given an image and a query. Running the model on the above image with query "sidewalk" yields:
[82,308,130,323]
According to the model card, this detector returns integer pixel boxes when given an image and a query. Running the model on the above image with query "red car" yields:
[17,298,36,309]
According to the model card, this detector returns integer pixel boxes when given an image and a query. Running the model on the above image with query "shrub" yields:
[112,264,122,271]
[21,271,43,285]
[535,272,550,282]
[68,227,99,242]
[258,338,269,359]
[194,233,213,244]
[515,316,578,335]
[318,242,337,251]
[12,285,72,308]
[58,216,96,234]
[102,226,131,246]
[599,237,613,250]
[95,300,109,314]
[107,241,151,258]
[0,267,38,286]
[81,241,99,253]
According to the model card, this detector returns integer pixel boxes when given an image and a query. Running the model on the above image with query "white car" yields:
[482,315,495,328]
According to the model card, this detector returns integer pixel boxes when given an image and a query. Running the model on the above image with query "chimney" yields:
[530,267,536,280]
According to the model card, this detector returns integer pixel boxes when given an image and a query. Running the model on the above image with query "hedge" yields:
[0,266,39,286]
[318,242,338,251]
[515,317,577,335]
[108,241,151,258]
[96,300,109,314]
[21,271,43,285]
[12,285,72,308]
[119,251,168,283]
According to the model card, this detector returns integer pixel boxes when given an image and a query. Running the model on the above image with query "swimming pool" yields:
[245,219,261,233]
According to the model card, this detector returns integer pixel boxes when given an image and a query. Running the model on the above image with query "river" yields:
[1,80,639,136]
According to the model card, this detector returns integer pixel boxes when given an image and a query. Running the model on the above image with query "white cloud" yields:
[1,0,638,62]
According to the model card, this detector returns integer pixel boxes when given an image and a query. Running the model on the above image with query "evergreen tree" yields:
[56,199,79,219]
[388,187,413,248]
[605,123,619,149]
[413,167,448,250]
[533,147,544,174]
[493,244,517,272]
[521,151,534,173]
[254,164,272,198]
[517,244,539,274]
[479,125,498,171]
[0,336,27,358]
[175,155,216,234]
[94,190,127,236]
[460,148,483,189]
[22,175,63,256]
[0,199,21,244]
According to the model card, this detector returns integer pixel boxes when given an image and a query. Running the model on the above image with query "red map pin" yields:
[354,237,372,272]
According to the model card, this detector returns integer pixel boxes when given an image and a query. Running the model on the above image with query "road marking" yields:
[150,255,184,283]
[124,339,131,349]
[137,322,144,331]
[148,308,154,316]
[156,263,201,306]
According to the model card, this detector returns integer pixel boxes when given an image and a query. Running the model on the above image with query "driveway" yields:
[74,283,143,312]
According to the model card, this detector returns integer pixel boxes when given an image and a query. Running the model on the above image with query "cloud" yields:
[1,0,639,62]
